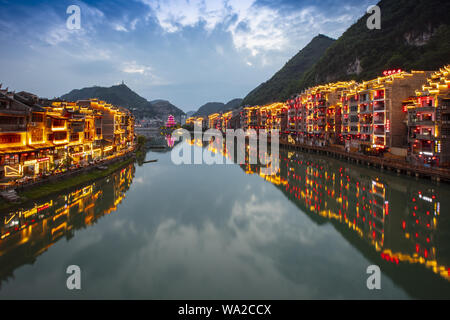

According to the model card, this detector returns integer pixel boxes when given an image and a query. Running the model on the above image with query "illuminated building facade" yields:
[406,66,450,167]
[245,70,434,157]
[352,70,431,154]
[283,71,431,152]
[258,102,287,133]
[186,116,206,129]
[0,88,135,182]
[221,111,233,132]
[185,117,195,126]
[182,66,449,167]
[240,106,259,131]
[0,89,55,179]
[286,82,357,146]
[287,95,301,134]
[208,113,221,130]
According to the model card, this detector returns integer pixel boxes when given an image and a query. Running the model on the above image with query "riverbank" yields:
[278,138,450,183]
[0,154,135,212]
[189,130,450,182]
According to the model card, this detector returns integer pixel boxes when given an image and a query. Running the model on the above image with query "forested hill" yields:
[296,0,450,92]
[60,84,185,119]
[243,0,450,106]
[242,34,335,106]
[193,98,243,117]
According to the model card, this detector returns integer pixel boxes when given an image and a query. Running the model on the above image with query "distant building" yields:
[180,114,187,125]
[166,114,176,127]
[208,113,221,130]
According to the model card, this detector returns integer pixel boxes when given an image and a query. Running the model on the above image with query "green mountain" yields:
[60,84,185,119]
[148,99,185,118]
[193,102,224,117]
[224,98,243,110]
[296,0,450,91]
[193,98,243,117]
[242,34,336,106]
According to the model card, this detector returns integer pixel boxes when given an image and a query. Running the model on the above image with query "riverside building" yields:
[406,66,450,167]
[179,65,450,168]
[352,69,431,155]
[0,87,135,184]
[283,70,431,154]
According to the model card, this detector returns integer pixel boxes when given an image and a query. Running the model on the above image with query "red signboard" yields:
[383,69,402,76]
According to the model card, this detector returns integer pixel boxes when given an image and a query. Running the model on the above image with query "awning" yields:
[47,114,69,120]
[0,146,34,155]
[29,143,55,151]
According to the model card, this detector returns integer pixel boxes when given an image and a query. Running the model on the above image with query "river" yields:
[0,138,449,299]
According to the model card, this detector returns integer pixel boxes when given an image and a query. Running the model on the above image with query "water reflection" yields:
[0,137,449,299]
[165,135,175,148]
[189,136,450,297]
[0,164,134,286]
[257,154,450,295]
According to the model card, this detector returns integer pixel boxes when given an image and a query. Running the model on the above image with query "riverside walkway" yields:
[278,138,450,183]
[1,148,136,195]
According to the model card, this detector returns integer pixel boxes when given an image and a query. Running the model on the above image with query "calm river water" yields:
[0,138,449,299]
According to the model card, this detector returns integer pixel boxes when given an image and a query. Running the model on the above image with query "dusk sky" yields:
[0,0,372,112]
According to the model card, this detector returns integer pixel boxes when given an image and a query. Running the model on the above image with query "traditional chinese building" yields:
[208,113,221,130]
[240,106,259,131]
[406,66,450,167]
[352,70,432,155]
[0,88,135,183]
[166,114,176,127]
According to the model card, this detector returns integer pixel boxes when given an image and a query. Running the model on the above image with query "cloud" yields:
[141,0,234,33]
[25,2,107,46]
[130,18,139,30]
[140,0,366,60]
[121,61,152,74]
[0,0,371,110]
[43,27,78,46]
[120,62,171,87]
[114,24,129,32]
[81,2,105,20]
[227,5,287,56]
